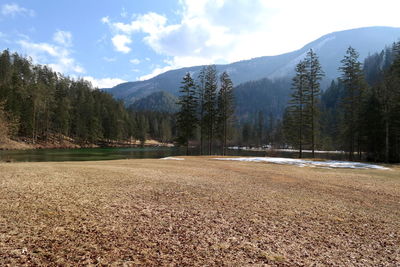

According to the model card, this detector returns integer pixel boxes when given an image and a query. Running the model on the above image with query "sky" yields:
[1,0,400,88]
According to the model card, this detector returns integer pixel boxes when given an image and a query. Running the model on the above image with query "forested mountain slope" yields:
[105,27,400,106]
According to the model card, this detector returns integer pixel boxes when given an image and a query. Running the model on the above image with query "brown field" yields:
[0,157,399,266]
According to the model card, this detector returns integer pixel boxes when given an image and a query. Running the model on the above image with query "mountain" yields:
[129,91,178,113]
[234,78,292,121]
[105,26,400,106]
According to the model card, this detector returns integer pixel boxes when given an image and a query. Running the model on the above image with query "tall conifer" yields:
[339,47,365,160]
[203,65,218,155]
[305,49,324,157]
[196,66,206,155]
[288,60,309,158]
[217,71,235,155]
[176,73,198,155]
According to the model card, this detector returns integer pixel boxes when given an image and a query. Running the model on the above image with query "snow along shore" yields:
[161,157,185,160]
[228,146,344,154]
[214,157,389,170]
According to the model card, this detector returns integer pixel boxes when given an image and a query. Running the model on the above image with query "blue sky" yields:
[1,0,400,88]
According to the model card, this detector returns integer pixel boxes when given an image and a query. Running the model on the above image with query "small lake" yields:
[0,147,347,162]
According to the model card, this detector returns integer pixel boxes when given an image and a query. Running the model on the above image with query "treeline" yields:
[129,111,175,144]
[176,65,235,155]
[175,71,286,151]
[2,46,399,162]
[0,50,175,145]
[236,111,284,148]
[282,43,400,162]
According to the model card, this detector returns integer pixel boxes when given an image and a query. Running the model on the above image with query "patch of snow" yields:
[161,157,184,160]
[214,157,389,170]
[228,147,344,154]
[269,36,336,80]
[274,149,344,154]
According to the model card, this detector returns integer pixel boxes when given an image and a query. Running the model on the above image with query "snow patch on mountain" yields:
[269,35,336,79]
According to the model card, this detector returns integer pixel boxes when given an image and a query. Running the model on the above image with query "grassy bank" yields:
[0,157,399,265]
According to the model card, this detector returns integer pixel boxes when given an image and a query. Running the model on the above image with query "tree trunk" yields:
[311,89,315,158]
[199,99,204,155]
[385,120,389,163]
[200,127,203,155]
[223,120,227,156]
[209,126,213,155]
[299,106,303,159]
[32,103,36,144]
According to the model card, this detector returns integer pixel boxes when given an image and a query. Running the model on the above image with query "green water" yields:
[0,147,345,162]
[0,147,189,162]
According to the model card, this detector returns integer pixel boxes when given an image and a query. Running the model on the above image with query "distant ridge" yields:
[105,26,400,111]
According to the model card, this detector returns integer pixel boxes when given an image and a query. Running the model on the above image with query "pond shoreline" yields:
[0,137,174,151]
[0,146,185,163]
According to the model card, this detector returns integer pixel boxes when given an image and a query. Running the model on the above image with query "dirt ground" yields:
[0,157,399,266]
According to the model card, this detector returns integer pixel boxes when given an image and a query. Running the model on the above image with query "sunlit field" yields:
[1,157,398,265]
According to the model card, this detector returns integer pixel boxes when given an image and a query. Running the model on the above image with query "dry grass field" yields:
[0,157,399,266]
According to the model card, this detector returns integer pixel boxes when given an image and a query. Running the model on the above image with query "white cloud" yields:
[111,34,132,53]
[53,30,72,47]
[83,76,127,88]
[101,16,110,24]
[103,56,116,62]
[104,0,276,78]
[113,12,167,34]
[1,3,35,17]
[105,0,400,79]
[129,58,140,64]
[18,31,84,75]
[120,7,128,18]
[0,32,5,38]
[106,1,270,66]
[138,65,173,81]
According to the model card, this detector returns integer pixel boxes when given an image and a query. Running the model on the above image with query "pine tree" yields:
[0,49,144,145]
[0,102,10,142]
[256,111,264,147]
[320,80,344,150]
[176,73,198,155]
[339,46,365,161]
[217,71,235,155]
[196,66,206,155]
[282,107,295,148]
[286,60,309,158]
[136,114,149,146]
[203,65,218,155]
[0,50,12,100]
[361,87,385,161]
[54,78,71,137]
[304,49,324,157]
[160,118,172,143]
[241,122,251,147]
[378,42,400,162]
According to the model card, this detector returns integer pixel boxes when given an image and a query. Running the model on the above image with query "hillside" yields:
[105,26,400,106]
[129,91,178,113]
[234,78,291,120]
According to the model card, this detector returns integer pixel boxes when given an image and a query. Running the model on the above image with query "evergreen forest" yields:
[1,41,400,162]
